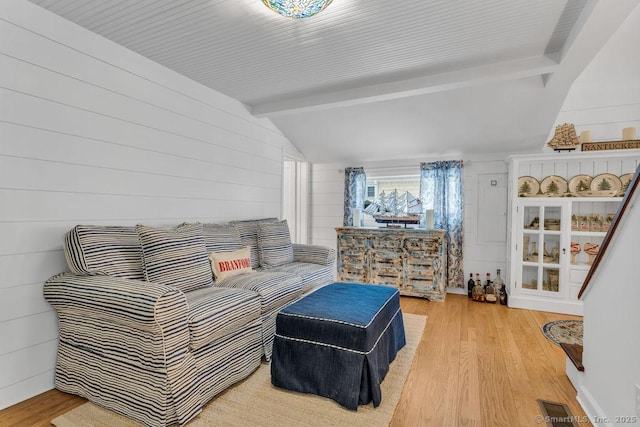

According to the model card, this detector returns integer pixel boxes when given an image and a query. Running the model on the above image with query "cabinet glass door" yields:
[520,204,563,294]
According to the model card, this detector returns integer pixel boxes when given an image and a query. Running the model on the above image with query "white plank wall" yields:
[309,158,509,290]
[309,163,345,250]
[0,1,295,409]
[552,2,640,145]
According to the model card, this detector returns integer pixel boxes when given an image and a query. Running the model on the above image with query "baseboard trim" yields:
[508,295,583,315]
[577,385,613,427]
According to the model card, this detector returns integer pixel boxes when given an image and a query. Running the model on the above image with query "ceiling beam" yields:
[543,0,639,90]
[252,55,560,118]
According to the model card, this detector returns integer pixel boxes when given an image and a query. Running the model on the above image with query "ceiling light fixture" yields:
[262,0,333,19]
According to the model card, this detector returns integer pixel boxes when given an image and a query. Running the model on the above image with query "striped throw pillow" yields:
[136,223,213,293]
[257,220,294,268]
[208,247,254,281]
[230,218,278,268]
[63,225,145,280]
[202,223,244,253]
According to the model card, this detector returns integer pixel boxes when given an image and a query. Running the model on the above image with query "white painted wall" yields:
[578,183,640,424]
[309,156,509,290]
[551,6,640,424]
[0,1,296,409]
[549,2,640,147]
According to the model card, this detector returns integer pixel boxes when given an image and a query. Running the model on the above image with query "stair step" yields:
[560,343,584,372]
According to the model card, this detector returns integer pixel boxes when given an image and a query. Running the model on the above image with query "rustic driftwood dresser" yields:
[335,227,447,301]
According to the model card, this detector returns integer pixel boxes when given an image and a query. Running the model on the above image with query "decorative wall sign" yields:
[581,140,640,151]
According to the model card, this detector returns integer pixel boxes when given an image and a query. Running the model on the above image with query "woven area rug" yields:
[542,320,583,346]
[51,313,426,427]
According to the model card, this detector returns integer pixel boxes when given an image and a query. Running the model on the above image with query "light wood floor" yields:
[392,294,587,426]
[0,294,585,427]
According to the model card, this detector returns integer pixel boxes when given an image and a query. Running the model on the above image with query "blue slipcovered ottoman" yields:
[271,282,406,410]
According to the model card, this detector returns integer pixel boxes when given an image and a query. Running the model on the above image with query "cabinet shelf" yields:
[520,196,622,202]
[570,231,607,237]
[522,229,562,234]
[569,264,592,271]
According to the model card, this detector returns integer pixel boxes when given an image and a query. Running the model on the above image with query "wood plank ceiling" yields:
[27,0,637,162]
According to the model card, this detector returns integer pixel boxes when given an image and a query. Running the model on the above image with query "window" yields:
[362,177,420,227]
[366,185,376,199]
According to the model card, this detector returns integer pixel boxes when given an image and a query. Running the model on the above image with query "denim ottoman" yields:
[270,282,406,410]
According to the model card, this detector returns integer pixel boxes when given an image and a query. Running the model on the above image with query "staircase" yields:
[560,343,584,390]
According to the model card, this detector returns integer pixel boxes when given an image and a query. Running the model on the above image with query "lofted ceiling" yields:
[28,0,639,163]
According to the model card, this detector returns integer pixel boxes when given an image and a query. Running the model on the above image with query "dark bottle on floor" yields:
[484,272,491,292]
[467,273,474,298]
[495,269,507,305]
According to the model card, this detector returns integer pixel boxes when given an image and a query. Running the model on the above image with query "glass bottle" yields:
[467,273,474,298]
[494,269,507,305]
[472,273,484,302]
[485,272,497,303]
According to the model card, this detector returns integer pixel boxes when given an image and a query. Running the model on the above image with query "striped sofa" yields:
[44,219,335,427]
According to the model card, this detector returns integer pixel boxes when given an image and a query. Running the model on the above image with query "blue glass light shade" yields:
[262,0,333,18]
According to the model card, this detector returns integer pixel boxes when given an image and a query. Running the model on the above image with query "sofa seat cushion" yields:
[267,262,335,294]
[64,225,145,280]
[215,271,303,314]
[184,286,261,351]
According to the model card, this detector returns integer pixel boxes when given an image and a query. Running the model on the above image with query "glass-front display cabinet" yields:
[507,150,640,315]
[519,203,564,296]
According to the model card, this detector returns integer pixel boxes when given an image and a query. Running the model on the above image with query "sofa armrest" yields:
[44,272,202,425]
[292,244,336,266]
[44,272,189,333]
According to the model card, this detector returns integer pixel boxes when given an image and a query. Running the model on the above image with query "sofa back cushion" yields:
[64,225,145,280]
[136,223,213,292]
[257,220,294,268]
[230,218,278,268]
[202,223,244,253]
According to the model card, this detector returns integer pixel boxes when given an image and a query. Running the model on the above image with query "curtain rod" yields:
[339,160,472,173]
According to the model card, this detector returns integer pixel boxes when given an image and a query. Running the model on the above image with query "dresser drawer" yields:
[371,273,403,287]
[341,252,367,265]
[406,258,433,269]
[338,235,369,249]
[406,276,434,289]
[339,265,367,283]
[373,237,403,249]
[404,237,440,252]
[408,269,434,280]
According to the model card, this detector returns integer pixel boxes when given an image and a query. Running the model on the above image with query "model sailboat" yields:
[547,123,580,151]
[363,189,423,226]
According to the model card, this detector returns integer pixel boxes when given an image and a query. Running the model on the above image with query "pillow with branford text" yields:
[208,247,254,281]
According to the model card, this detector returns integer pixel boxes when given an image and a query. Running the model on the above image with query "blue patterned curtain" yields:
[344,167,366,226]
[419,160,464,288]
